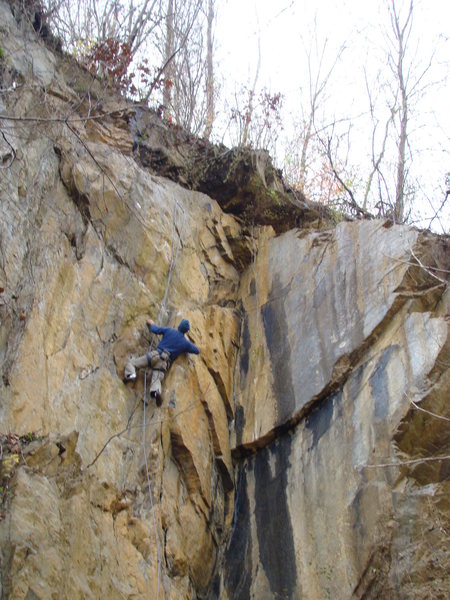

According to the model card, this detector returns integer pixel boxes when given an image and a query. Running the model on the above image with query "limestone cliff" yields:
[0,3,449,599]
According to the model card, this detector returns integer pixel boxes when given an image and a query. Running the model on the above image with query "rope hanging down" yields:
[143,370,161,599]
[141,199,185,600]
[153,200,185,336]
[85,199,186,599]
[85,200,186,468]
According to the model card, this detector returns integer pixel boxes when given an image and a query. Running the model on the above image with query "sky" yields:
[214,0,450,230]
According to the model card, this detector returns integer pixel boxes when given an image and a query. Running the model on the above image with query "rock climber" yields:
[123,318,199,406]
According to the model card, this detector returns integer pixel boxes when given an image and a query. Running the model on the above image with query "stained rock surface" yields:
[219,222,449,599]
[0,3,449,599]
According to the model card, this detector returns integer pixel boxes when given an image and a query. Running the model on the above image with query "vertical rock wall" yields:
[0,124,246,597]
[1,4,449,598]
[0,9,250,593]
[216,222,449,599]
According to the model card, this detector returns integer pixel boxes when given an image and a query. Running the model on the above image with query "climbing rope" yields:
[143,370,161,599]
[85,200,187,470]
[84,197,187,597]
[141,198,186,599]
[158,200,185,327]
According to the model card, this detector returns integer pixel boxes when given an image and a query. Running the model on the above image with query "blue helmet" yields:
[178,319,190,333]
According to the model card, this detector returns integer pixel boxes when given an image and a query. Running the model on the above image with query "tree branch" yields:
[0,130,16,168]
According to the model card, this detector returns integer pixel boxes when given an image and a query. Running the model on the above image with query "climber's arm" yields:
[147,320,167,336]
[186,340,200,355]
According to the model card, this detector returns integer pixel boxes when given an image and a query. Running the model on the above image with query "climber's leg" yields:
[123,354,150,383]
[149,370,165,406]
[149,352,169,406]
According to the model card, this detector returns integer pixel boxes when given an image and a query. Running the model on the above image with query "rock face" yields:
[218,223,449,599]
[0,3,449,599]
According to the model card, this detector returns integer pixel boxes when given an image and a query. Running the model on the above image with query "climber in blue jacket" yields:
[123,318,199,406]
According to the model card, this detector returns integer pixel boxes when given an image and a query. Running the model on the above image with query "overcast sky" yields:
[215,0,450,229]
[217,0,449,104]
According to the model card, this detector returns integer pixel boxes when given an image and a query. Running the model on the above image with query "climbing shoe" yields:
[151,391,163,407]
[123,373,136,384]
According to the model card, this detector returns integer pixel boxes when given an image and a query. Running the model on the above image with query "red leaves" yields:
[85,38,133,91]
[82,41,169,99]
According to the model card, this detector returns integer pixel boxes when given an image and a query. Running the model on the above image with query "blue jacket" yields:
[149,320,199,362]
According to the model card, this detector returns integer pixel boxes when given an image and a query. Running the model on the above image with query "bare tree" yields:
[422,173,450,234]
[221,12,283,150]
[298,29,346,190]
[225,83,283,156]
[388,0,413,223]
[203,0,215,140]
[39,0,165,93]
[41,0,216,133]
[140,0,203,108]
[362,80,386,211]
[162,0,175,115]
[282,23,346,196]
[302,0,447,226]
[42,0,162,58]
[319,124,371,218]
[156,0,220,135]
[223,20,283,155]
[169,21,205,132]
[240,33,261,147]
[360,0,442,224]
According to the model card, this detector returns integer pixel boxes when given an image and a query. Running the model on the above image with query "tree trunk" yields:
[394,87,407,223]
[241,35,260,147]
[203,0,215,140]
[163,0,175,118]
[391,0,413,223]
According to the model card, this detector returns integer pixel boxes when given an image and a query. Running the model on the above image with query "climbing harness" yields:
[146,348,171,371]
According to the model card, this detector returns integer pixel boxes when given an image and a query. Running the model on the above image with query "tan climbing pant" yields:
[124,350,170,396]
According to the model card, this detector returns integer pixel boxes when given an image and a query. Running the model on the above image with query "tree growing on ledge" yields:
[362,0,440,224]
[41,0,218,136]
[42,0,162,62]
